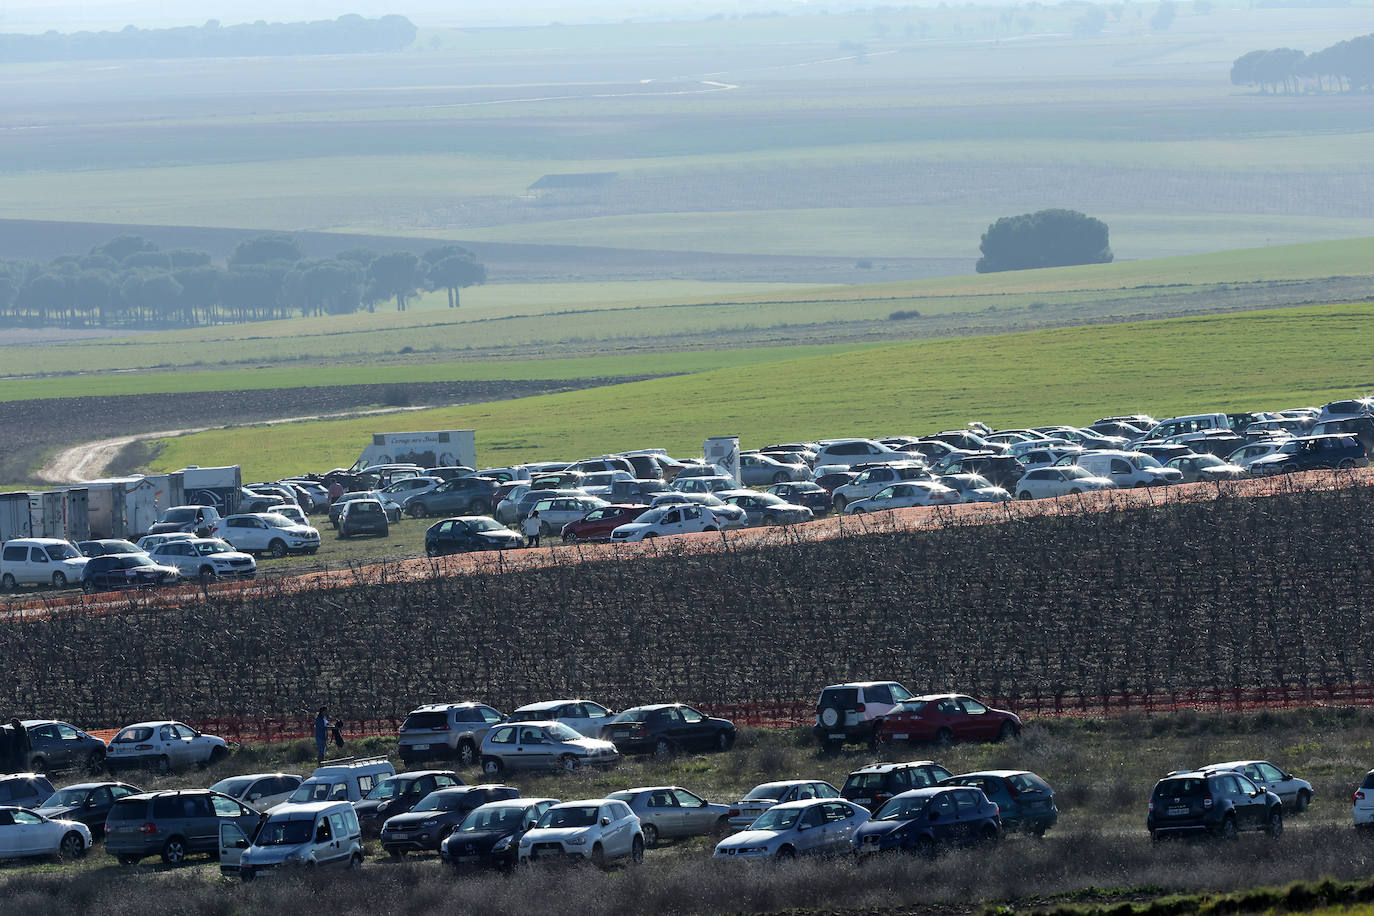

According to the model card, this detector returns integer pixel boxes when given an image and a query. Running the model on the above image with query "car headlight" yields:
[421,819,438,827]
[566,835,588,846]
[493,835,514,851]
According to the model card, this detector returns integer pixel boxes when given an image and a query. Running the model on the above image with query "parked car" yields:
[1310,416,1374,454]
[559,505,650,543]
[480,721,619,775]
[80,554,181,593]
[271,504,310,526]
[210,774,303,813]
[504,699,617,738]
[671,475,736,495]
[648,492,748,529]
[1317,397,1374,422]
[938,474,1012,503]
[610,504,723,541]
[517,798,644,867]
[813,681,917,750]
[284,757,395,806]
[608,786,731,846]
[1227,440,1289,469]
[523,494,610,536]
[0,538,89,591]
[717,490,814,526]
[1353,770,1374,829]
[1015,466,1117,499]
[850,786,1000,856]
[222,800,361,879]
[337,498,390,538]
[813,468,859,493]
[354,770,463,836]
[1075,450,1183,487]
[1199,761,1312,813]
[134,532,196,552]
[1147,770,1283,840]
[0,773,56,809]
[397,702,504,766]
[812,439,911,468]
[577,470,635,498]
[423,516,523,556]
[330,491,402,526]
[496,487,586,526]
[738,452,809,485]
[105,721,229,773]
[600,704,736,758]
[726,780,841,830]
[209,513,320,558]
[76,539,142,558]
[841,761,954,813]
[440,798,558,871]
[1165,453,1249,483]
[401,475,502,518]
[765,482,832,515]
[0,806,91,861]
[146,505,221,537]
[105,788,263,865]
[873,694,1022,746]
[1248,434,1368,475]
[147,537,257,582]
[20,719,109,774]
[714,798,868,860]
[36,781,142,838]
[380,784,520,857]
[845,481,960,513]
[942,770,1058,835]
[830,463,933,512]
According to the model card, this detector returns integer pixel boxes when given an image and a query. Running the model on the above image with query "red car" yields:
[873,694,1021,746]
[559,504,649,543]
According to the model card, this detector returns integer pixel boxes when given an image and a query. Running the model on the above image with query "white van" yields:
[276,756,395,808]
[1139,414,1228,442]
[220,800,362,880]
[1076,451,1183,488]
[0,538,89,590]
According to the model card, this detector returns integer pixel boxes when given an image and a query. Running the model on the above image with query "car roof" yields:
[908,693,967,702]
[44,781,137,792]
[268,801,350,817]
[890,787,957,801]
[1200,760,1265,770]
[850,761,941,774]
[549,798,617,808]
[0,772,47,782]
[214,772,298,781]
[821,681,905,690]
[388,770,458,779]
[950,770,1031,779]
[121,788,218,800]
[410,702,486,712]
[118,720,184,729]
[512,700,591,711]
[771,797,839,810]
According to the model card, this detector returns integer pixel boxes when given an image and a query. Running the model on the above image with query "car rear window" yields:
[1008,773,1052,794]
[1362,772,1374,790]
[843,773,886,792]
[819,688,859,708]
[1154,777,1206,798]
[402,712,450,730]
[108,798,148,821]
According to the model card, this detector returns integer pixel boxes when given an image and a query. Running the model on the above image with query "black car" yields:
[765,482,831,515]
[600,704,735,758]
[842,761,954,813]
[380,785,520,856]
[942,770,1058,835]
[424,516,523,557]
[354,770,463,836]
[337,499,389,539]
[80,554,180,593]
[440,798,558,871]
[953,455,1027,491]
[35,782,142,838]
[0,773,56,809]
[76,539,142,558]
[21,719,109,773]
[402,476,501,519]
[1311,416,1374,454]
[1147,770,1282,840]
[1249,434,1368,475]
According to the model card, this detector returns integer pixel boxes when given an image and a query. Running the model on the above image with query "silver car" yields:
[717,490,813,526]
[714,798,868,860]
[608,786,730,847]
[1201,760,1313,812]
[480,722,619,776]
[726,780,840,830]
[938,474,1013,503]
[524,495,609,536]
[738,453,808,486]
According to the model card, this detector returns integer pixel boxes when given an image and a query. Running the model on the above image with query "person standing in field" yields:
[522,509,542,548]
[314,708,330,764]
[8,718,30,773]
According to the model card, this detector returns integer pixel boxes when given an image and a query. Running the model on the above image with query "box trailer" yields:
[349,431,476,473]
[180,466,243,516]
[0,491,32,544]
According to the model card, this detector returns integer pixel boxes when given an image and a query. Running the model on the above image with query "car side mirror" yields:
[235,839,249,849]
[316,826,329,842]
[796,823,809,832]
[1282,774,1293,782]
[600,817,611,827]
[249,794,261,802]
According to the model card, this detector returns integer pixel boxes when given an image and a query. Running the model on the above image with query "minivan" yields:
[279,756,396,807]
[0,539,89,591]
[222,800,362,880]
[105,789,262,865]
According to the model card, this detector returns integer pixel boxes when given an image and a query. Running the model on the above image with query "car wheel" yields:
[979,825,1000,846]
[652,738,673,761]
[482,756,504,777]
[1216,815,1238,840]
[198,566,216,584]
[703,526,718,533]
[0,573,15,591]
[425,543,441,558]
[408,503,428,519]
[86,750,106,773]
[833,496,847,513]
[388,847,406,859]
[630,835,644,865]
[457,740,478,767]
[562,532,578,545]
[29,755,47,774]
[348,853,362,870]
[1018,491,1033,500]
[59,830,86,860]
[998,721,1019,742]
[468,499,491,515]
[52,572,68,588]
[559,754,579,773]
[591,843,608,869]
[157,755,172,775]
[338,529,351,540]
[642,823,659,848]
[714,815,731,836]
[1266,809,1283,838]
[1134,481,1146,488]
[540,522,554,537]
[208,746,228,766]
[772,471,788,484]
[241,867,256,882]
[1030,822,1048,838]
[1339,458,1356,469]
[775,845,796,861]
[934,728,953,748]
[268,539,287,559]
[161,836,188,866]
[1296,790,1311,813]
[642,532,657,540]
[762,514,778,526]
[716,730,735,751]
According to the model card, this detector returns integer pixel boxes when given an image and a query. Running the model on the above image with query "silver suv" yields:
[813,682,916,751]
[397,703,504,767]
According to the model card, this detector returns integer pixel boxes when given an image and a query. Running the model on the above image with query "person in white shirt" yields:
[521,509,542,547]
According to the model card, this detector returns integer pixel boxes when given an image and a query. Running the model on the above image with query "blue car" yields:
[851,786,1000,857]
[941,770,1057,835]
[1248,434,1367,476]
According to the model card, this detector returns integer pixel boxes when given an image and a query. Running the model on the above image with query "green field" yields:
[151,302,1374,478]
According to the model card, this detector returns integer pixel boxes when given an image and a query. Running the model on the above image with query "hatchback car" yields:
[354,770,463,836]
[738,452,809,485]
[608,786,730,846]
[81,554,181,593]
[1016,466,1116,499]
[718,490,813,526]
[851,786,1000,856]
[21,719,109,774]
[423,517,523,557]
[0,773,56,809]
[518,798,644,868]
[1147,770,1283,840]
[765,482,831,515]
[726,780,840,830]
[1166,453,1248,483]
[401,475,502,518]
[559,505,650,543]
[610,504,722,541]
[147,537,257,582]
[600,704,736,758]
[439,798,559,871]
[873,695,1022,746]
[480,721,619,775]
[105,721,230,773]
[714,798,868,860]
[105,789,263,865]
[504,699,617,738]
[380,784,520,856]
[0,806,91,861]
[76,539,142,558]
[942,770,1058,835]
[523,494,610,536]
[35,781,142,838]
[210,773,303,813]
[841,761,954,813]
[844,481,960,513]
[938,474,1012,503]
[337,498,390,538]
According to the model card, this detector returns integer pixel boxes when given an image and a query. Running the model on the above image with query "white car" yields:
[1074,450,1182,488]
[105,721,230,774]
[135,532,196,552]
[272,504,310,526]
[504,700,616,738]
[210,513,321,558]
[0,806,91,861]
[211,773,304,813]
[812,439,910,468]
[518,798,644,867]
[1226,440,1289,469]
[844,481,960,514]
[670,475,736,495]
[147,538,257,582]
[610,503,722,541]
[578,470,635,498]
[649,493,748,529]
[726,780,842,830]
[1015,466,1117,500]
[831,463,933,513]
[939,474,1013,503]
[1355,771,1374,828]
[0,538,89,591]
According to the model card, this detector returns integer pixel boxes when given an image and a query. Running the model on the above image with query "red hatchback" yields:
[559,504,650,543]
[874,694,1021,747]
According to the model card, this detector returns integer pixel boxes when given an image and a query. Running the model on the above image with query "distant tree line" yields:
[976,209,1113,274]
[1231,33,1374,93]
[0,14,416,63]
[0,234,486,328]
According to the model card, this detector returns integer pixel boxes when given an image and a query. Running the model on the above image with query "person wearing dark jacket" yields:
[314,708,329,764]
[8,718,30,773]
[0,725,12,775]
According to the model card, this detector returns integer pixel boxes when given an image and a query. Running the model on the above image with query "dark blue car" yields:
[942,770,1057,835]
[423,516,523,557]
[851,786,1000,857]
[1248,434,1367,476]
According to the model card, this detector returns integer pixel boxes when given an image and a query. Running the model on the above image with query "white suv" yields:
[147,538,257,582]
[518,798,644,868]
[0,539,89,591]
[813,682,915,750]
[209,513,320,558]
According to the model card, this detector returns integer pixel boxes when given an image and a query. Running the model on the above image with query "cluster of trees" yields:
[0,14,416,63]
[975,209,1113,274]
[1231,33,1374,93]
[0,234,486,328]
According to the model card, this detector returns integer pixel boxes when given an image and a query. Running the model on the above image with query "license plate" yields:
[613,731,628,738]
[893,733,909,740]
[411,744,430,751]
[457,855,479,863]
[1167,806,1189,816]
[854,798,870,805]
[828,733,844,740]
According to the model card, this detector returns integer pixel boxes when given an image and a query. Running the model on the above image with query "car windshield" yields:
[468,518,504,532]
[120,555,155,568]
[164,508,198,522]
[1194,455,1225,468]
[1154,778,1207,797]
[44,544,81,561]
[114,727,153,743]
[744,783,791,801]
[754,493,784,506]
[1064,467,1091,479]
[536,805,598,829]
[545,723,582,742]
[635,509,667,524]
[1133,454,1163,468]
[196,540,234,555]
[1277,441,1301,454]
[874,795,932,821]
[366,777,409,801]
[42,787,92,807]
[750,807,801,831]
[261,514,297,528]
[288,781,342,803]
[211,777,256,796]
[459,806,527,832]
[105,541,139,553]
[414,792,466,813]
[256,818,315,846]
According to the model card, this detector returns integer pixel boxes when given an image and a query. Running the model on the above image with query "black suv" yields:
[1250,434,1367,475]
[354,770,464,836]
[945,455,1025,491]
[842,761,953,812]
[380,784,520,856]
[80,554,180,593]
[338,499,389,539]
[1147,770,1282,840]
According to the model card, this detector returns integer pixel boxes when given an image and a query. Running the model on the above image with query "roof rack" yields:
[318,754,390,766]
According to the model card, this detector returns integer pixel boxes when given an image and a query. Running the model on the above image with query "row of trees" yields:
[0,234,486,328]
[976,209,1113,274]
[1231,33,1374,93]
[0,15,416,63]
